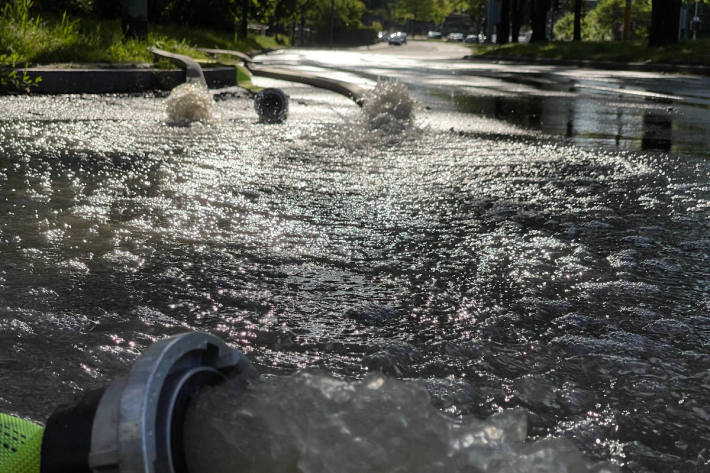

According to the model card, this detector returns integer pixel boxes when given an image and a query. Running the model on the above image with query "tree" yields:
[395,0,434,21]
[238,0,248,38]
[530,0,551,42]
[511,0,526,42]
[648,0,681,46]
[553,0,651,41]
[499,0,510,43]
[573,0,581,40]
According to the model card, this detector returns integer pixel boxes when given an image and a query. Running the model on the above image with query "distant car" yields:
[388,32,407,45]
[446,32,464,42]
[427,31,442,39]
[464,34,478,44]
[378,31,390,42]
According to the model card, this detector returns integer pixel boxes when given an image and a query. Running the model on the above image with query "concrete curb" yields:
[18,66,237,94]
[464,54,710,76]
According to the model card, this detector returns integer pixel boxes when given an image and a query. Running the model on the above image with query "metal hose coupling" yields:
[254,88,289,123]
[40,332,256,473]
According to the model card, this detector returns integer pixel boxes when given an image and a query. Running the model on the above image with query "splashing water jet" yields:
[184,372,619,473]
[165,82,218,124]
[361,80,415,133]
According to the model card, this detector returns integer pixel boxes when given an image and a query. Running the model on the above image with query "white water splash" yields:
[361,80,415,134]
[184,373,618,473]
[165,82,217,124]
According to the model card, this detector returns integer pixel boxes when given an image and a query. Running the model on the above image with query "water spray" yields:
[0,332,255,473]
[150,47,289,124]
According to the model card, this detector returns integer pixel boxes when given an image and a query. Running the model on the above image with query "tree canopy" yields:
[9,0,707,47]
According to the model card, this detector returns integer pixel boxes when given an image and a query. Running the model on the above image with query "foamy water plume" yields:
[361,80,415,134]
[165,82,218,124]
[184,373,619,473]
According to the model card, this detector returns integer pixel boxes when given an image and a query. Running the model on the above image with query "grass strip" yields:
[468,40,710,67]
[0,13,286,66]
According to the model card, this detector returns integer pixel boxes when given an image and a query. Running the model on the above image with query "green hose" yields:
[0,413,44,473]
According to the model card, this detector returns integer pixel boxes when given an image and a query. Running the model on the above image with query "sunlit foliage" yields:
[554,0,652,41]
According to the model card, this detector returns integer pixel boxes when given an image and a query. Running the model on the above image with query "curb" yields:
[17,66,237,94]
[464,54,710,76]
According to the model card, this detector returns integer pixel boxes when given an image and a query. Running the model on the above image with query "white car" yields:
[446,32,464,42]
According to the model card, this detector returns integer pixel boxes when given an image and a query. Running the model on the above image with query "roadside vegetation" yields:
[2,0,709,70]
[0,0,285,66]
[469,39,710,67]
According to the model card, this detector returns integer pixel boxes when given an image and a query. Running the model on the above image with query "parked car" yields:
[388,32,407,45]
[446,32,464,42]
[464,34,478,44]
[427,31,442,39]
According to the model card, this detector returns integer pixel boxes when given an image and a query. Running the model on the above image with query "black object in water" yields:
[254,88,289,124]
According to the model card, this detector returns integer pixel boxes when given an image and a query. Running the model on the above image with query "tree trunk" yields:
[238,0,249,39]
[299,4,306,46]
[499,0,511,44]
[329,0,335,48]
[511,0,526,43]
[122,0,148,39]
[649,0,682,46]
[573,0,582,41]
[530,0,551,42]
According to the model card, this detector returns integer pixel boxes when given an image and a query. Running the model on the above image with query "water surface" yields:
[0,58,709,472]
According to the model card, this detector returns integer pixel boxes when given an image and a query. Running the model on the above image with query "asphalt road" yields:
[255,40,710,156]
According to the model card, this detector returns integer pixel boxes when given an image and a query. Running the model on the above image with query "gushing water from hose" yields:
[183,372,619,473]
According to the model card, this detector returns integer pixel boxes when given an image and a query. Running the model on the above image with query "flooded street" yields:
[259,41,710,156]
[1,42,709,472]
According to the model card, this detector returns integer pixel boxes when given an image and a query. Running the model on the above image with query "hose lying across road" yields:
[197,48,366,106]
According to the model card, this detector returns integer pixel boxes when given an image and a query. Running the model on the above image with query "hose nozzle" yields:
[40,332,255,473]
[254,88,289,124]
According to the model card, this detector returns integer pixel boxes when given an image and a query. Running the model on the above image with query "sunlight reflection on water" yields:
[0,81,709,472]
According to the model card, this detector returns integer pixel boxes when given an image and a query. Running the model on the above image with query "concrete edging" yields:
[464,54,710,76]
[15,66,237,94]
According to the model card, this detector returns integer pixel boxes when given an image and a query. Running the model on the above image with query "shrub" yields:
[553,0,651,41]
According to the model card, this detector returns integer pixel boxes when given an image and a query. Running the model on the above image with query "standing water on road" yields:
[1,44,710,472]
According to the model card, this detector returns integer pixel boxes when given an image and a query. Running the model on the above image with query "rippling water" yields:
[0,82,709,472]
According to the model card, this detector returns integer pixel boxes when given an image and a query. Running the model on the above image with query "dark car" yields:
[388,32,407,45]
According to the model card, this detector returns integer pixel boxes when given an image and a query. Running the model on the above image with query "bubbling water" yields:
[184,373,618,473]
[361,80,415,134]
[165,82,218,124]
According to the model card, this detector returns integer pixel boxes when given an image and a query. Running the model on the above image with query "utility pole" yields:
[623,0,632,40]
[122,0,148,39]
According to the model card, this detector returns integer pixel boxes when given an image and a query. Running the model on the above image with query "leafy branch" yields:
[0,52,42,93]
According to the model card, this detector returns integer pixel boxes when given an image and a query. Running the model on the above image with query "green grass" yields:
[0,11,287,66]
[469,39,710,67]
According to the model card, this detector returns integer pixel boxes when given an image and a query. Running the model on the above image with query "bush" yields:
[553,0,651,41]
